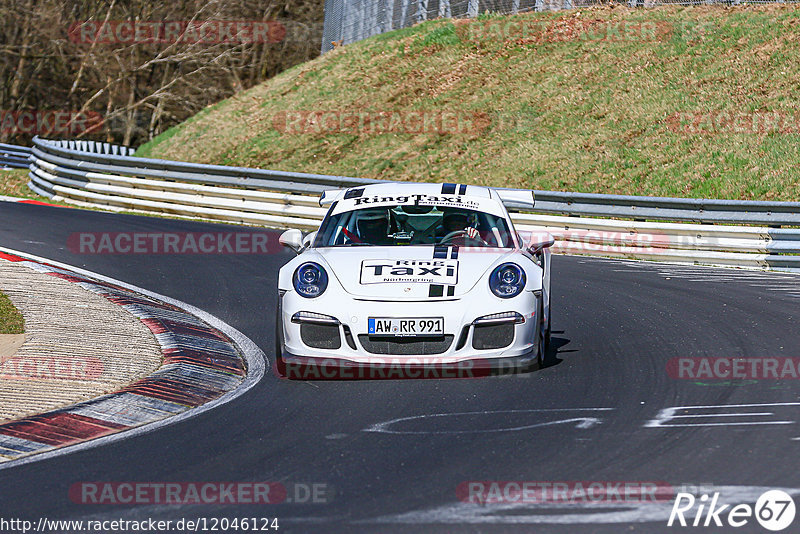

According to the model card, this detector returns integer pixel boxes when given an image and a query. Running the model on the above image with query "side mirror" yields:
[518,230,555,253]
[279,229,304,253]
[530,235,555,253]
[302,231,318,249]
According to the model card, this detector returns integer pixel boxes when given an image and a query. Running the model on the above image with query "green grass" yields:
[117,5,800,201]
[0,291,24,335]
[0,169,57,203]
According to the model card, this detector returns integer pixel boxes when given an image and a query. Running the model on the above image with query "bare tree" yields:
[0,0,323,146]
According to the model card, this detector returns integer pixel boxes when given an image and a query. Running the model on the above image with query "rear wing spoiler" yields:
[319,188,347,207]
[494,189,535,210]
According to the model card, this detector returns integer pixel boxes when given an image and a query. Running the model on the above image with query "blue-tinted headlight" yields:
[489,263,526,299]
[293,262,328,298]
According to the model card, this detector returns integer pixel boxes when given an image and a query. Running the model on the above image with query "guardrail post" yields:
[384,0,395,32]
[439,0,451,18]
[417,0,428,23]
[400,0,410,29]
[467,0,479,17]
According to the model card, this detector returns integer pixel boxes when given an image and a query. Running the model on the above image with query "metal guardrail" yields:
[0,143,31,169]
[24,136,800,272]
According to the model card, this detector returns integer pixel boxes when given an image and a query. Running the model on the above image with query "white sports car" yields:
[276,182,553,377]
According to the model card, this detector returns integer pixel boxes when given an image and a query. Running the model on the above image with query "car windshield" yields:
[314,204,515,247]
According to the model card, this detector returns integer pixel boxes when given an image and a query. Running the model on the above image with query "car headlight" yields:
[293,262,328,298]
[489,263,526,299]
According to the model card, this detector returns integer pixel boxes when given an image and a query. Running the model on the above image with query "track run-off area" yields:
[2,200,800,533]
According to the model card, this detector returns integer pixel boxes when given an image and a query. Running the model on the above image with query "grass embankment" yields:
[0,169,54,203]
[0,291,24,334]
[136,5,800,201]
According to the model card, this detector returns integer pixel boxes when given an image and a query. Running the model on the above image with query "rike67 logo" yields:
[668,489,796,531]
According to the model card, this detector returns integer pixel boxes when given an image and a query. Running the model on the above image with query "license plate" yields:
[368,317,444,336]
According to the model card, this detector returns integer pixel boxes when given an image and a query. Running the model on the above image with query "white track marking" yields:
[0,246,266,471]
[363,408,612,435]
[362,486,800,525]
[645,402,800,428]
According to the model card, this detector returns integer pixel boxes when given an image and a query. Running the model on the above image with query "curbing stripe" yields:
[0,195,61,209]
[140,318,229,341]
[66,394,185,427]
[118,304,210,327]
[0,247,266,468]
[0,251,24,262]
[161,347,245,375]
[154,333,239,356]
[0,434,52,455]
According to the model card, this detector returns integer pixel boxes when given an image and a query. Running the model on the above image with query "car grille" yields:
[300,323,341,350]
[358,335,454,355]
[472,323,514,350]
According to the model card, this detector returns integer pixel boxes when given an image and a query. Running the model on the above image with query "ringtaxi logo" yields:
[668,489,796,531]
[360,259,458,285]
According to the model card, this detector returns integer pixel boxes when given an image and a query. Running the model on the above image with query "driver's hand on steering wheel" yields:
[464,227,480,240]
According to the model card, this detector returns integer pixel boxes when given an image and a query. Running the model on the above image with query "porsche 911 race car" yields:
[276,182,553,377]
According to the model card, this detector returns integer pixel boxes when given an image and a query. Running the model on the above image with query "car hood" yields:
[312,246,515,300]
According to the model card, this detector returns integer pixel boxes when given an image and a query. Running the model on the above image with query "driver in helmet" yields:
[439,208,481,241]
[355,210,392,245]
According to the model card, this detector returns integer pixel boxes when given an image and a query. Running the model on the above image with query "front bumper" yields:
[278,289,542,366]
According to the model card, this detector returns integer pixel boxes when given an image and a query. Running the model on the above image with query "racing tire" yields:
[537,300,550,369]
[275,307,287,377]
[545,297,552,348]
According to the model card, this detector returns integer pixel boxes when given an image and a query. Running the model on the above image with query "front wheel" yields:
[537,300,549,369]
[545,296,552,348]
[275,306,287,376]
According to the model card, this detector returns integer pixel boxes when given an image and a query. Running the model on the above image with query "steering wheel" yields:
[438,230,488,246]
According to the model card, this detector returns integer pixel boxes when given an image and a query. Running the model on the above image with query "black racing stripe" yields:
[441,183,457,195]
[429,285,444,298]
[344,188,364,199]
[450,245,459,259]
[433,245,448,259]
[447,286,455,296]
[458,184,467,195]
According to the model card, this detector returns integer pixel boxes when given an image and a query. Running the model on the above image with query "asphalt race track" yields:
[2,201,800,533]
